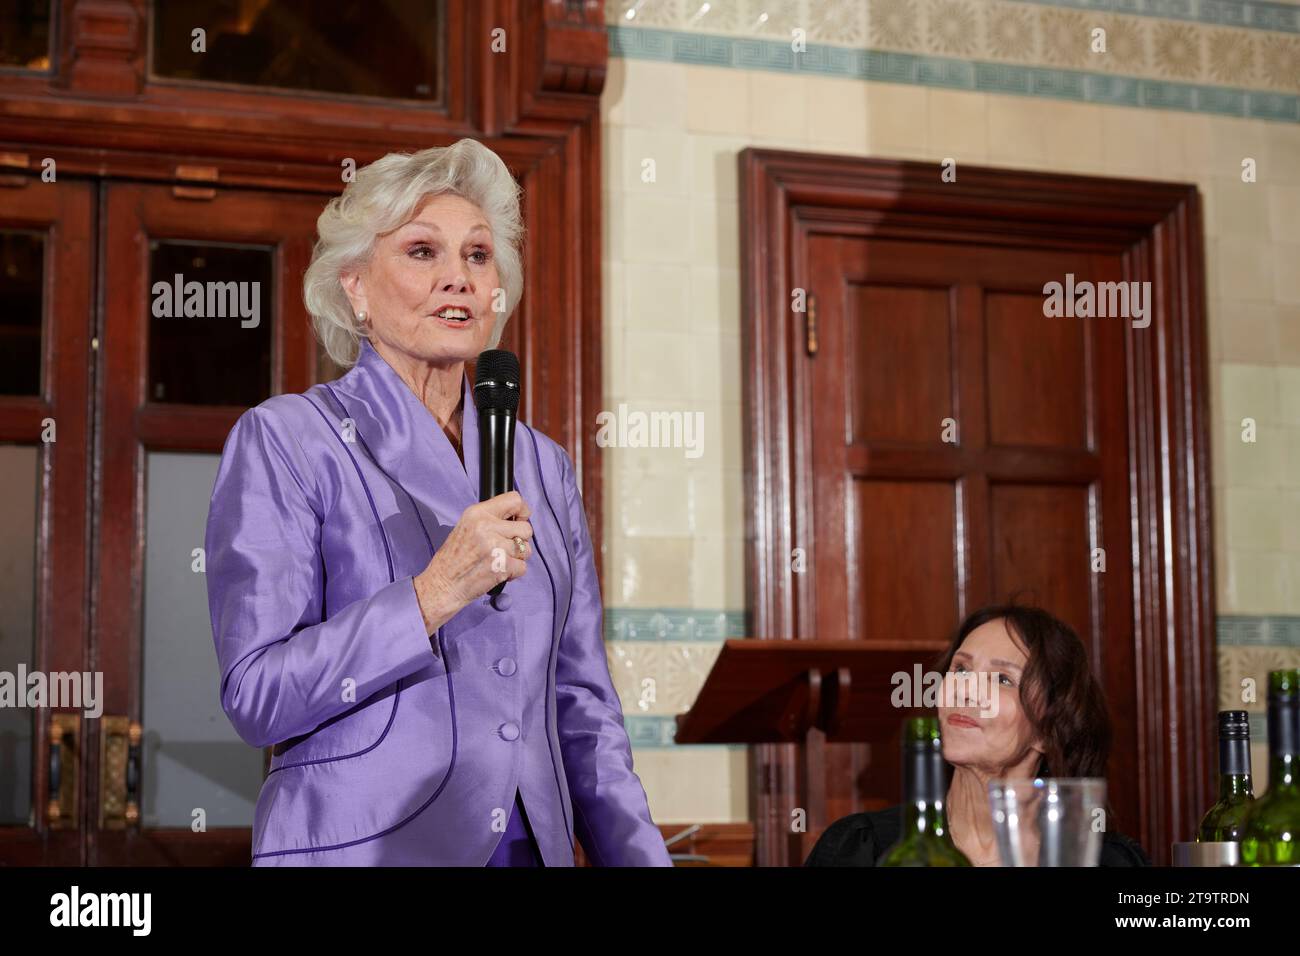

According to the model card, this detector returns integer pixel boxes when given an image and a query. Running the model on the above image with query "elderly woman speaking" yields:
[206,139,670,867]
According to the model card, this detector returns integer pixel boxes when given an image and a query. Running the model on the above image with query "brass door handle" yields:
[100,717,143,829]
[46,713,80,829]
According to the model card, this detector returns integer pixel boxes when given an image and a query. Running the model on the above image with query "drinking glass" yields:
[988,778,1107,866]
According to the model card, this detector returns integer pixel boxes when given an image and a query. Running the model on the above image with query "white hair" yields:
[303,138,525,368]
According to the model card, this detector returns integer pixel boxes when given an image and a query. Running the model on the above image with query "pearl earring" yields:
[357,311,368,324]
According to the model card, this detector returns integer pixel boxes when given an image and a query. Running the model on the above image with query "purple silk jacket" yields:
[205,339,671,866]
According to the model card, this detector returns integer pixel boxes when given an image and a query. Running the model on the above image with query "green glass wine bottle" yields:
[1197,710,1254,842]
[1239,669,1300,866]
[879,716,971,867]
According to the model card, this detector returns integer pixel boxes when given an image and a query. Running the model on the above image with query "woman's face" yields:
[937,618,1044,776]
[343,192,500,369]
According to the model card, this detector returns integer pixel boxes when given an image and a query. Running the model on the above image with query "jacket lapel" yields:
[325,341,567,603]
[325,340,477,528]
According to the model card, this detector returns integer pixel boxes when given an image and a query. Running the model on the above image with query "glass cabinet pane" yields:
[0,231,44,397]
[142,452,261,827]
[0,445,39,825]
[151,0,444,102]
[148,240,273,406]
[0,0,53,70]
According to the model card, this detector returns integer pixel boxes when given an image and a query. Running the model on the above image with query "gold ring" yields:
[513,536,528,557]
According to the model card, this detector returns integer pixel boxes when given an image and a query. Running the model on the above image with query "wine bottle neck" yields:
[901,799,952,837]
[1217,773,1253,799]
[1266,697,1298,788]
[901,746,950,837]
[1218,736,1251,777]
[1266,753,1298,792]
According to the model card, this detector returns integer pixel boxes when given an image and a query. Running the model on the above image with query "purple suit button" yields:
[496,657,517,677]
[499,721,520,741]
[491,592,513,611]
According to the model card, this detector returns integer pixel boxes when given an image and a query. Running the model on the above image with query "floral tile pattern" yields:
[607,640,724,719]
[1217,641,1300,743]
[606,0,1300,98]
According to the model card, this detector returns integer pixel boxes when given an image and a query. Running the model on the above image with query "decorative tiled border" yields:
[1009,0,1300,34]
[608,608,1298,643]
[607,0,1300,36]
[625,713,743,747]
[1217,614,1300,645]
[608,25,1300,121]
[626,711,1277,748]
[607,0,1300,88]
[1217,625,1300,745]
[605,606,747,641]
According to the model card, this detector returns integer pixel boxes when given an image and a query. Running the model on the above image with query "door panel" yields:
[0,444,40,824]
[847,285,952,445]
[985,291,1089,449]
[852,480,958,644]
[142,451,259,829]
[989,482,1094,641]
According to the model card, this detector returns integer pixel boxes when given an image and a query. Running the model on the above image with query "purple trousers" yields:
[486,790,543,867]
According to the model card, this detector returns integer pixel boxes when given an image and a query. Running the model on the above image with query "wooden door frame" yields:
[740,149,1215,867]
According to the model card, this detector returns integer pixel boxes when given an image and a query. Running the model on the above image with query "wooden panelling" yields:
[985,292,1089,450]
[989,483,1094,642]
[847,285,953,445]
[853,480,959,645]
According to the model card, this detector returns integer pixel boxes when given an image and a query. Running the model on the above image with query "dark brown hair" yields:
[933,604,1112,778]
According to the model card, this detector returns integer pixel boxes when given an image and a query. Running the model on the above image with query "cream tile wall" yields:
[600,18,1300,824]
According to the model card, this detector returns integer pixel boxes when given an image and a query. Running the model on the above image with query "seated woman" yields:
[805,605,1150,867]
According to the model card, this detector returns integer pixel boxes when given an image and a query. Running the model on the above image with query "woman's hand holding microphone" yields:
[413,491,533,636]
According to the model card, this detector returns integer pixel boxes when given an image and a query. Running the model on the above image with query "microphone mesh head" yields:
[474,349,521,413]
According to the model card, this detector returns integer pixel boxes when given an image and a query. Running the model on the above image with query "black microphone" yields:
[474,349,521,597]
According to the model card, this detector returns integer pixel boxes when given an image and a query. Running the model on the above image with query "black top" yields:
[804,805,1151,867]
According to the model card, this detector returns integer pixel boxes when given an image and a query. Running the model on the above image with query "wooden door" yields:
[89,182,322,864]
[741,151,1215,867]
[803,235,1135,831]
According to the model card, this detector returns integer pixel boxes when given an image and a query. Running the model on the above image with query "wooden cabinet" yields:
[0,0,608,865]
